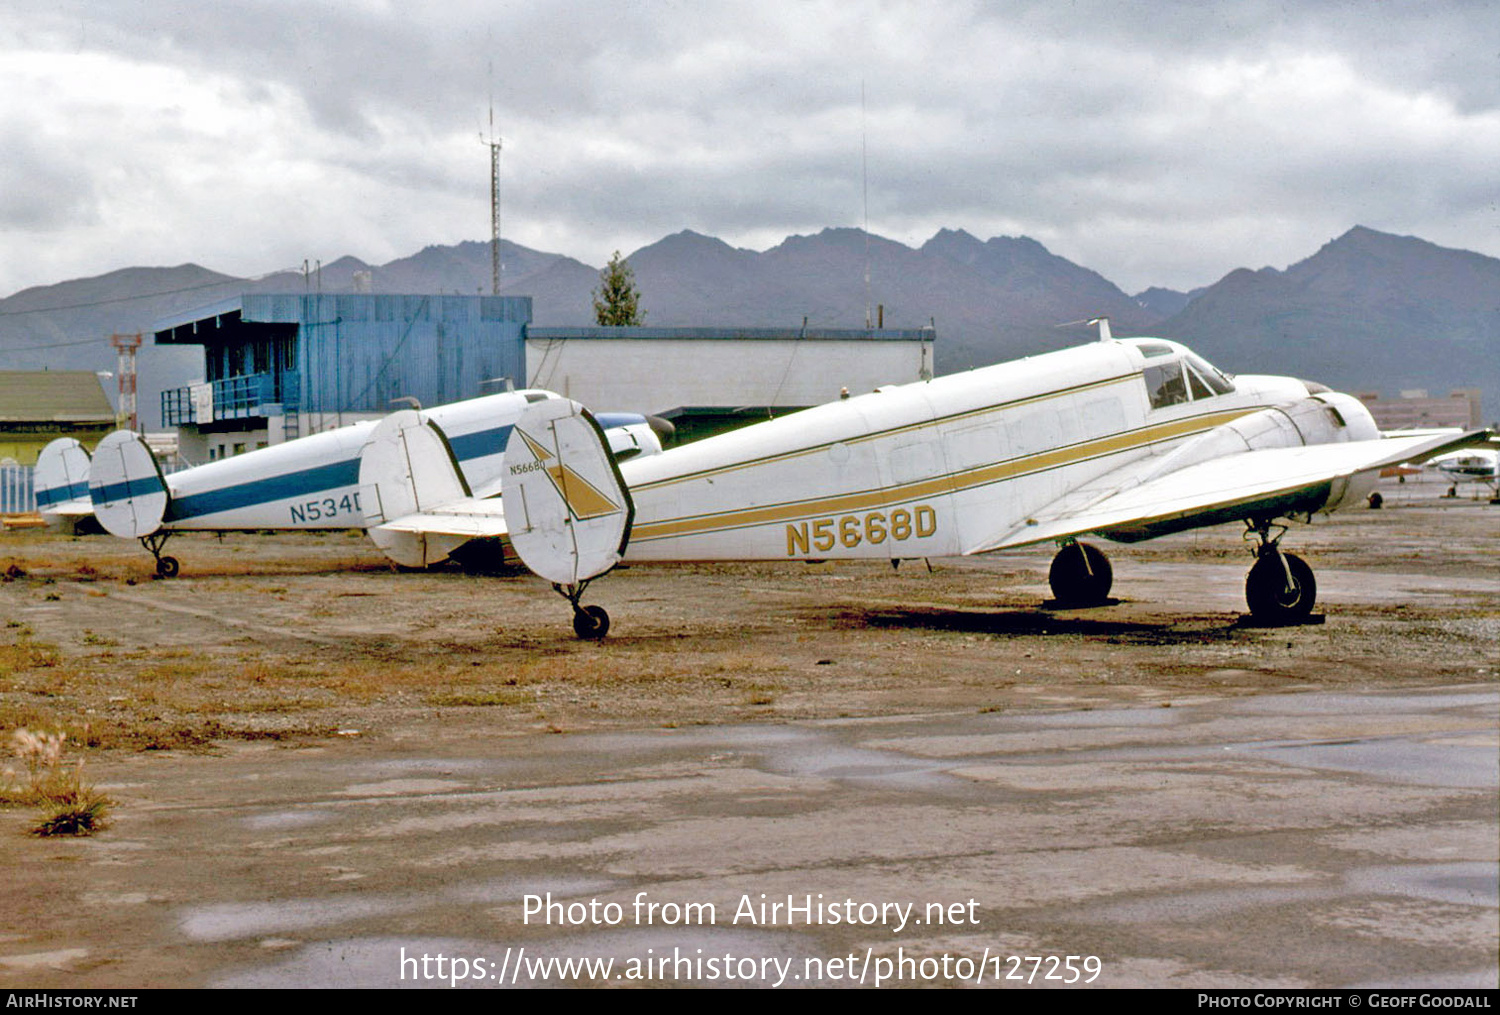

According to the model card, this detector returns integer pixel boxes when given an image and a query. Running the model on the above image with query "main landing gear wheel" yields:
[553,581,611,640]
[1048,541,1113,606]
[139,533,179,579]
[1245,550,1316,622]
[572,604,611,640]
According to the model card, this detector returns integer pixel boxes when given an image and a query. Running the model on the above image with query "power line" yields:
[1,335,118,353]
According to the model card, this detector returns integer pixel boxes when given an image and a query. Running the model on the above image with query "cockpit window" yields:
[1144,362,1189,408]
[1145,354,1236,409]
[1185,366,1216,401]
[1184,354,1234,394]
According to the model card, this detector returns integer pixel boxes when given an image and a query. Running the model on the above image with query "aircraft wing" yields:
[974,428,1493,552]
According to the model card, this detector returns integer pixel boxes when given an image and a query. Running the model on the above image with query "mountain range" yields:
[1,225,1494,427]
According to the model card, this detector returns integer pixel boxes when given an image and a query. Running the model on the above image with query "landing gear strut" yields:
[555,581,610,640]
[1243,519,1316,622]
[139,532,179,579]
[1048,540,1113,606]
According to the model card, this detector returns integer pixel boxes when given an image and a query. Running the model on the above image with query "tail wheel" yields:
[1245,552,1316,621]
[1048,541,1113,606]
[572,604,611,640]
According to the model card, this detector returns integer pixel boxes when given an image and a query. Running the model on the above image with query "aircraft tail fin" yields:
[89,431,170,538]
[358,409,474,567]
[35,438,93,521]
[501,398,634,586]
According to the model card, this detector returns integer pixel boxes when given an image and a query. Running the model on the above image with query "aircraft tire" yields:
[572,604,611,640]
[1245,552,1316,621]
[1048,541,1113,606]
[155,555,180,579]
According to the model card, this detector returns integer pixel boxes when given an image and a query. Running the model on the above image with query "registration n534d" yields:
[289,492,362,525]
[786,504,936,556]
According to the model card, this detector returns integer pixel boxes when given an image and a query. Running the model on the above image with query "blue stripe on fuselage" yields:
[38,480,89,508]
[91,475,166,505]
[161,422,515,523]
[164,459,359,521]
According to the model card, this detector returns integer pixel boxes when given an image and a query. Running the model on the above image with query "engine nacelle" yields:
[1138,392,1381,490]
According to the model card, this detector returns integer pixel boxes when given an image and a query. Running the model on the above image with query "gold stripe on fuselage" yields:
[630,405,1265,543]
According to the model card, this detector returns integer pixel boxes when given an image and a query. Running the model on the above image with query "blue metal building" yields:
[154,294,529,461]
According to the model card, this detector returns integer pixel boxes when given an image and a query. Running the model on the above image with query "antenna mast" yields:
[483,70,503,296]
[862,80,871,330]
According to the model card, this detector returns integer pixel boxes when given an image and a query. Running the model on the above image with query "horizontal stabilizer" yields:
[370,497,509,539]
[89,431,168,538]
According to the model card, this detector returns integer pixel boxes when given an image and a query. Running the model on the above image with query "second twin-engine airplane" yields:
[454,327,1486,638]
[43,390,661,576]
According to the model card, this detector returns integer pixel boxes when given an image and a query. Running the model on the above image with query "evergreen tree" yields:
[592,250,644,326]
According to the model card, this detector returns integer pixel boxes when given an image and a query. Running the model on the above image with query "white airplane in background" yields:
[412,325,1488,638]
[47,390,663,577]
[1431,446,1499,499]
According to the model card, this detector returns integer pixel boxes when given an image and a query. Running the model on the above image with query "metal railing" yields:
[161,371,298,426]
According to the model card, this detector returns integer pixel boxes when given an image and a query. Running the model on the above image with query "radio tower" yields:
[109,332,142,431]
[483,99,503,296]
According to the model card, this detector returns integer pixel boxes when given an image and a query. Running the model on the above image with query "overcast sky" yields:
[3,0,1497,299]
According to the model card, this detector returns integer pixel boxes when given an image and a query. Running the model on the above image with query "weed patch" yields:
[1,728,111,837]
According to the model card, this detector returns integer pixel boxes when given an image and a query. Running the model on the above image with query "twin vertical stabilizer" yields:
[500,398,634,587]
[89,431,169,539]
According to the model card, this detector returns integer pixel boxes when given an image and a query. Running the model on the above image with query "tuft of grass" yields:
[32,798,109,836]
[2,729,111,837]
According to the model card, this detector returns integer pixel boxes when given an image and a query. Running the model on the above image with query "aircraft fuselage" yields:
[617,338,1378,561]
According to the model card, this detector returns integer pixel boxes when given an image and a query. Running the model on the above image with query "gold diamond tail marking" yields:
[517,427,622,521]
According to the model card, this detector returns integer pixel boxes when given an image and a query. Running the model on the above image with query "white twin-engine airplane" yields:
[442,331,1483,639]
[36,390,662,576]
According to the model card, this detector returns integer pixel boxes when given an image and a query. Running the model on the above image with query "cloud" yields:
[1,0,1497,296]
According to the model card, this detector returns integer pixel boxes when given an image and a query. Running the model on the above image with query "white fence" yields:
[1,464,34,514]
